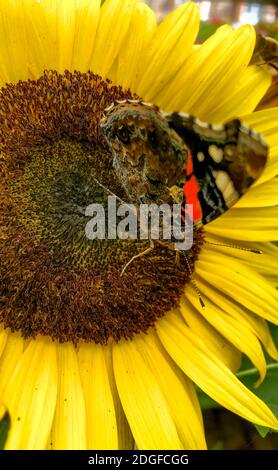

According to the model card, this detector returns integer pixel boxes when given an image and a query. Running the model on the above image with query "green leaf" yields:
[197,390,218,410]
[197,22,219,42]
[269,322,278,344]
[0,411,10,450]
[255,423,271,438]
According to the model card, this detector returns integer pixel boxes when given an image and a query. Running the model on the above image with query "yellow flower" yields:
[0,0,277,450]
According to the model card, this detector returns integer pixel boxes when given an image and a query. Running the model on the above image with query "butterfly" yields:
[100,99,267,228]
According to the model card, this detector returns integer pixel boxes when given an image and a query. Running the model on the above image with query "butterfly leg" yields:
[155,239,181,267]
[120,240,155,276]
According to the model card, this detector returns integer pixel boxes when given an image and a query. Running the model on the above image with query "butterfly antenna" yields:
[90,175,137,216]
[183,253,205,309]
[91,175,125,204]
[204,240,262,254]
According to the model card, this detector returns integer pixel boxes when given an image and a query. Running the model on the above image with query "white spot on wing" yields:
[127,99,140,104]
[115,99,128,104]
[208,145,223,163]
[225,147,234,157]
[197,152,205,162]
[240,125,249,134]
[212,124,225,131]
[141,101,154,108]
[178,111,191,119]
[214,171,238,205]
[222,180,238,205]
[104,103,115,113]
[215,171,230,192]
[195,118,208,128]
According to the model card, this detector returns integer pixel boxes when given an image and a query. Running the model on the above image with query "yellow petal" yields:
[136,2,200,100]
[57,0,77,72]
[242,107,278,136]
[155,24,233,109]
[183,289,266,386]
[206,66,271,123]
[71,0,101,72]
[0,0,28,84]
[235,178,278,208]
[195,270,278,362]
[205,227,278,242]
[50,343,86,450]
[25,0,100,77]
[103,343,134,450]
[206,207,278,241]
[195,252,278,324]
[203,236,278,281]
[157,312,278,430]
[113,339,183,450]
[78,342,118,450]
[116,2,156,90]
[159,25,258,118]
[3,337,57,450]
[24,0,59,79]
[136,330,207,449]
[0,332,24,394]
[178,301,241,373]
[106,58,119,83]
[90,0,136,78]
[0,326,8,359]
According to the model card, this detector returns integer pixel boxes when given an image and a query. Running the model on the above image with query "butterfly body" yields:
[100,101,187,206]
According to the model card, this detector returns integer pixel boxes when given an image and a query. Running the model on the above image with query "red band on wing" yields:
[182,149,202,223]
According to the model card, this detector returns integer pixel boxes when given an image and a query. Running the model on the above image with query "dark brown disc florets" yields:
[0,70,203,344]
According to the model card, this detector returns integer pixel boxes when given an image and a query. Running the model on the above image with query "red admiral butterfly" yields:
[100,100,267,305]
[101,100,267,227]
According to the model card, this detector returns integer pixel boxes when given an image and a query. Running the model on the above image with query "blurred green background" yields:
[145,1,278,41]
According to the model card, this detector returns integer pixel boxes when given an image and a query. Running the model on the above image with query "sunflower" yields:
[0,0,277,450]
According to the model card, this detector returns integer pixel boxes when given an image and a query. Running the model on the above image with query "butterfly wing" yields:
[166,112,268,226]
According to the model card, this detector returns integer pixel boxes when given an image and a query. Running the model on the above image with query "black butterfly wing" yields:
[166,112,268,226]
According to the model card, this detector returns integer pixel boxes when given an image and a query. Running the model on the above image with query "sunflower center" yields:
[0,70,203,344]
